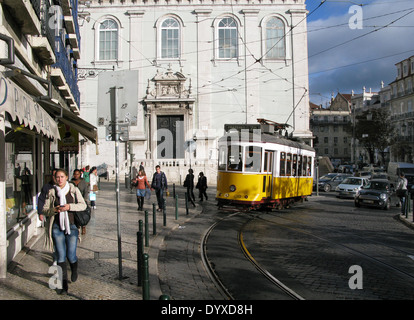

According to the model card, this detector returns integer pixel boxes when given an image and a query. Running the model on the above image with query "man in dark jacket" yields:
[151,165,168,211]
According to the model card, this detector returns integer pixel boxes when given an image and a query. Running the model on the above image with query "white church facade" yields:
[77,0,312,184]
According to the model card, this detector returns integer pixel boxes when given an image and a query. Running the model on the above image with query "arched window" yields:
[265,17,285,59]
[99,19,118,60]
[218,17,238,59]
[161,18,180,59]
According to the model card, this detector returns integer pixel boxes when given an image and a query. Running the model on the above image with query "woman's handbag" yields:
[73,193,91,227]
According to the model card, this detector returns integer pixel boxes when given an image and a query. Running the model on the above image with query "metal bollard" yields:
[153,207,157,235]
[144,210,149,247]
[159,294,170,300]
[163,205,167,226]
[139,219,143,234]
[163,199,167,226]
[142,253,150,300]
[185,192,189,215]
[175,195,178,220]
[137,231,143,287]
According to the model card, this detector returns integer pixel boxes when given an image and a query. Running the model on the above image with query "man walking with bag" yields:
[151,165,168,211]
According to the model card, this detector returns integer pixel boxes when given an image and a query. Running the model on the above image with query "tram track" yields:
[254,212,414,282]
[201,212,304,300]
[201,205,414,300]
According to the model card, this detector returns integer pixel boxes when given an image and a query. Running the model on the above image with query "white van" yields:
[387,162,414,187]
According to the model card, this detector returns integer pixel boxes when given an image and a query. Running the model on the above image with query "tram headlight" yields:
[229,185,236,192]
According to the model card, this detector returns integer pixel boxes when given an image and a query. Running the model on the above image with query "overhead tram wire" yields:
[84,1,327,98]
[191,0,327,92]
[308,8,414,61]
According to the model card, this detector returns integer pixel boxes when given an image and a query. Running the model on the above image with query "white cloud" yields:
[307,0,414,106]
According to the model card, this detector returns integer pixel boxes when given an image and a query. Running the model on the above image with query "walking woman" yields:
[42,169,87,294]
[133,169,151,211]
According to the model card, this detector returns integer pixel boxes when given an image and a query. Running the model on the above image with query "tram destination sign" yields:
[224,124,261,133]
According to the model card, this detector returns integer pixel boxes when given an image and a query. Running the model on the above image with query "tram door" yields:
[263,150,274,198]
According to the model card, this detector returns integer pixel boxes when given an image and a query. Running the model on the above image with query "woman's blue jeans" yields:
[52,223,79,264]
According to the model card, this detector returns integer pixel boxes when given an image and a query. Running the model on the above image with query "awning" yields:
[0,74,60,140]
[39,99,97,144]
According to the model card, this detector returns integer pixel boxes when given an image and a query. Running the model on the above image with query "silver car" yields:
[335,177,370,198]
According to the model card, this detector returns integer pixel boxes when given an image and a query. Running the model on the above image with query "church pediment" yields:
[145,67,193,100]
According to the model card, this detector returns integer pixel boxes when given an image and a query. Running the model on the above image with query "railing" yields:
[52,33,80,106]
[42,0,56,52]
[30,0,41,20]
[69,0,81,51]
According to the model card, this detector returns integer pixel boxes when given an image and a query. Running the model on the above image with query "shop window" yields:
[5,130,35,230]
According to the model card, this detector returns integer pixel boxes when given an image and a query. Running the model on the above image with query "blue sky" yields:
[305,0,414,106]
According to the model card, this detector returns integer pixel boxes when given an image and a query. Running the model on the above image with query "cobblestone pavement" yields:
[0,181,210,300]
[1,182,413,301]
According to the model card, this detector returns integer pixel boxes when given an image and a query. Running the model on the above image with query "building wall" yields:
[78,0,312,182]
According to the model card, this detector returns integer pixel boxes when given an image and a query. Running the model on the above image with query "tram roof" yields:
[219,131,315,152]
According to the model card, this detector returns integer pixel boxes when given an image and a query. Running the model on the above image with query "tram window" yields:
[227,145,243,171]
[245,146,261,172]
[298,155,302,176]
[307,158,312,176]
[286,153,292,176]
[264,151,273,173]
[218,146,227,171]
[302,156,307,177]
[280,152,286,176]
[292,154,297,176]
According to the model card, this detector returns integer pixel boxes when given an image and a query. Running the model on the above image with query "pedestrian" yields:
[139,162,145,172]
[132,169,151,211]
[396,172,408,214]
[184,168,196,207]
[71,169,89,235]
[42,169,87,295]
[38,168,57,222]
[196,172,208,201]
[151,165,168,211]
[37,168,58,265]
[89,166,98,209]
[83,165,90,183]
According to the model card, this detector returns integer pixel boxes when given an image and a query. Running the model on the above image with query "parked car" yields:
[354,179,393,210]
[316,173,352,192]
[335,177,370,198]
[358,171,372,180]
[371,173,389,180]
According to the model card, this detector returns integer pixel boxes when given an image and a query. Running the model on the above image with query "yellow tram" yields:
[216,121,315,210]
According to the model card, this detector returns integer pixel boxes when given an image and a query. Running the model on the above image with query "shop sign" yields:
[58,123,79,152]
[0,74,60,140]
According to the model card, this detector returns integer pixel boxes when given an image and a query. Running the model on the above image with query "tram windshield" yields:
[244,146,261,172]
[218,145,262,172]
